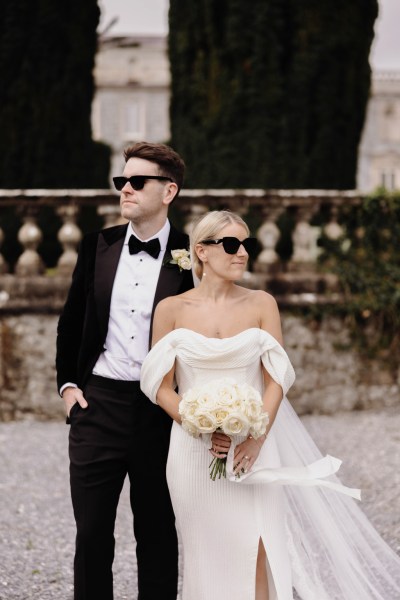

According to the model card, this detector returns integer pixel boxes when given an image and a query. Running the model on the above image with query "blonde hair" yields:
[190,210,250,279]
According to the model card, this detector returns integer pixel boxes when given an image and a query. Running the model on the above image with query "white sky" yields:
[98,0,400,70]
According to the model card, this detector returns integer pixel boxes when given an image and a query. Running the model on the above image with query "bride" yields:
[140,210,400,599]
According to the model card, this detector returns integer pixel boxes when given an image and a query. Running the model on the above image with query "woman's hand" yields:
[209,431,231,458]
[233,434,266,475]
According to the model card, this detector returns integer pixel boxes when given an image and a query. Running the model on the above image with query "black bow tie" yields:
[128,235,161,259]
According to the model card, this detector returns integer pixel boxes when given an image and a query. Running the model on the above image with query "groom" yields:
[56,142,193,600]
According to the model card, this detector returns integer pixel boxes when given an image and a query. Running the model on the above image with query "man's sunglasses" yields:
[201,236,258,255]
[113,175,173,191]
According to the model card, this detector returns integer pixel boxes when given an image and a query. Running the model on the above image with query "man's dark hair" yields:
[124,142,185,195]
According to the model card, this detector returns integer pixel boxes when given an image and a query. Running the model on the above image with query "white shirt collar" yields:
[124,219,171,252]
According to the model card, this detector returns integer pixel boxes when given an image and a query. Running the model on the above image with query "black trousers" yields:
[68,375,178,600]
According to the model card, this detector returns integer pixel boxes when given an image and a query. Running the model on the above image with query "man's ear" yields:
[163,182,179,206]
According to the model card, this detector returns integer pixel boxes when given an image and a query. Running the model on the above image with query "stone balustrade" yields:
[0,188,361,311]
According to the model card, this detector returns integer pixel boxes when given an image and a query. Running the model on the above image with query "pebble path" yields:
[1,407,399,599]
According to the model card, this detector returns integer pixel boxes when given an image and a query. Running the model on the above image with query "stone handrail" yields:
[0,188,361,310]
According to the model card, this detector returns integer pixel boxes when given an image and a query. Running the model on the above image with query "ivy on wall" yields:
[319,190,400,363]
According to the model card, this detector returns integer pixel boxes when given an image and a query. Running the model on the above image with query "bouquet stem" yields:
[209,456,227,480]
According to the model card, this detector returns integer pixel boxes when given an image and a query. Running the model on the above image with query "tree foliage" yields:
[169,0,378,189]
[0,0,110,188]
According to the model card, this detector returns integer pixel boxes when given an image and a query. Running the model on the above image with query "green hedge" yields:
[0,0,110,188]
[169,0,378,190]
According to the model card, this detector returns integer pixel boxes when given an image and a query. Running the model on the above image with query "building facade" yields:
[92,35,170,178]
[357,72,400,191]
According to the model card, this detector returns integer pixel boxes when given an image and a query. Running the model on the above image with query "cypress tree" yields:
[169,0,378,189]
[0,0,110,188]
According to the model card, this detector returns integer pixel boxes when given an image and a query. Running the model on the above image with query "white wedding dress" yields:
[141,328,400,600]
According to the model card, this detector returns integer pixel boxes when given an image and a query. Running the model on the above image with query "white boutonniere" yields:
[168,248,191,272]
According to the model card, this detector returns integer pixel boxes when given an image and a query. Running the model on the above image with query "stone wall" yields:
[283,316,399,413]
[0,312,398,421]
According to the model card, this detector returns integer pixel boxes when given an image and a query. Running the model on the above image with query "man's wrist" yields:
[60,382,78,398]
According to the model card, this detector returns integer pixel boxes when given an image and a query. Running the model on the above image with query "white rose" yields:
[181,417,201,438]
[239,383,261,401]
[171,249,187,260]
[178,256,191,270]
[193,411,218,434]
[250,413,269,438]
[243,398,263,420]
[179,401,197,419]
[211,407,231,426]
[214,380,240,406]
[195,391,216,408]
[221,412,250,436]
[181,387,200,404]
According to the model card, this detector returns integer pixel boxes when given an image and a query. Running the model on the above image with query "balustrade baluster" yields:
[56,206,82,276]
[97,204,126,229]
[181,202,209,235]
[15,211,45,276]
[255,205,283,271]
[324,206,344,240]
[290,205,321,269]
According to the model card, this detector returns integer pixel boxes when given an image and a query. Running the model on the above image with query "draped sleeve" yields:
[259,330,296,397]
[140,335,177,404]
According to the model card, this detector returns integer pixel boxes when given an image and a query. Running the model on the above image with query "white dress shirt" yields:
[92,219,171,381]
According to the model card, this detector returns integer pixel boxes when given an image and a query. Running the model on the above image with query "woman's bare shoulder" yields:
[156,289,196,314]
[153,293,195,344]
[245,289,279,309]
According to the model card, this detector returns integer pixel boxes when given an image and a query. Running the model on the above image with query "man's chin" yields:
[121,207,138,221]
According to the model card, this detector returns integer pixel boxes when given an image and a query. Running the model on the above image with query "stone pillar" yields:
[56,206,82,276]
[15,212,45,276]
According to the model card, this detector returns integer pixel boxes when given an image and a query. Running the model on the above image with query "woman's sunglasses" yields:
[113,175,173,191]
[201,236,258,255]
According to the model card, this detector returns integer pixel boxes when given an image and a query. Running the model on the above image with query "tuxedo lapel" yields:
[150,225,191,344]
[153,226,190,309]
[94,224,128,340]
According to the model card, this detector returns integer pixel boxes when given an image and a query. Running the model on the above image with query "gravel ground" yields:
[0,408,399,600]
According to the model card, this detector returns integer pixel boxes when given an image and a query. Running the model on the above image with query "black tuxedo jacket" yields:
[56,223,194,392]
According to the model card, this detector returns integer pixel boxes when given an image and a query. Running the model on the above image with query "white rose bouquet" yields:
[178,378,269,480]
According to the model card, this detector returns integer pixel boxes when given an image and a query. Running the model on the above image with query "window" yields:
[380,170,396,190]
[122,100,145,140]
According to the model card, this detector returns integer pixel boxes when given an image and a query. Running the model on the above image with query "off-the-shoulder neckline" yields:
[167,327,266,341]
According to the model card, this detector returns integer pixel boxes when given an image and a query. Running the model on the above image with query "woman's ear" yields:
[195,243,207,263]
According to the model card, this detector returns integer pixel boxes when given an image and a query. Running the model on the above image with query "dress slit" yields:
[255,536,271,600]
[260,534,281,600]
